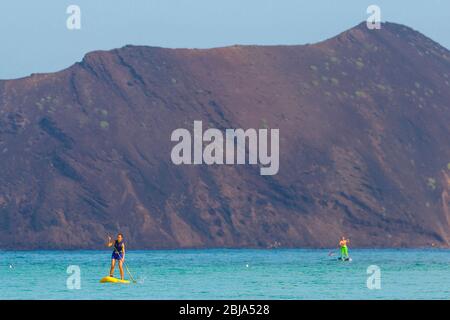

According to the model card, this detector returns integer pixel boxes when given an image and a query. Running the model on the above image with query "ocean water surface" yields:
[2,249,450,299]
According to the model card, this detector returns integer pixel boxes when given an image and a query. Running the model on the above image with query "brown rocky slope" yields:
[0,22,449,249]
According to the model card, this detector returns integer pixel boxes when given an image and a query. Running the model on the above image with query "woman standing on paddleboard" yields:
[107,233,126,280]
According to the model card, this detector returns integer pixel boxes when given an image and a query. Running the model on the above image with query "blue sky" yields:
[0,0,449,79]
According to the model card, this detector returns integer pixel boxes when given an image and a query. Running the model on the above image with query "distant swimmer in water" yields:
[107,233,126,280]
[339,236,350,260]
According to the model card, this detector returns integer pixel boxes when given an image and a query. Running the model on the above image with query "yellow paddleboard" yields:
[100,276,130,284]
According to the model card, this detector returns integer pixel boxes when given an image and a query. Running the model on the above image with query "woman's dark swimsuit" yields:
[112,240,124,260]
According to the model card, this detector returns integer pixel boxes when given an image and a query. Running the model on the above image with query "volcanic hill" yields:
[1,22,450,249]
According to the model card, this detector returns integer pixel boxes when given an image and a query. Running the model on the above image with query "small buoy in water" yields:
[246,264,249,268]
[9,264,13,269]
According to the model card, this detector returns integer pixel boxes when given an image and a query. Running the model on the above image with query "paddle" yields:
[123,261,137,284]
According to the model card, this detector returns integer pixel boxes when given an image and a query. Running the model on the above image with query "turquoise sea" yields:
[2,249,450,300]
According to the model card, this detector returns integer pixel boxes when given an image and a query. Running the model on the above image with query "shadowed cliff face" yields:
[0,22,449,249]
